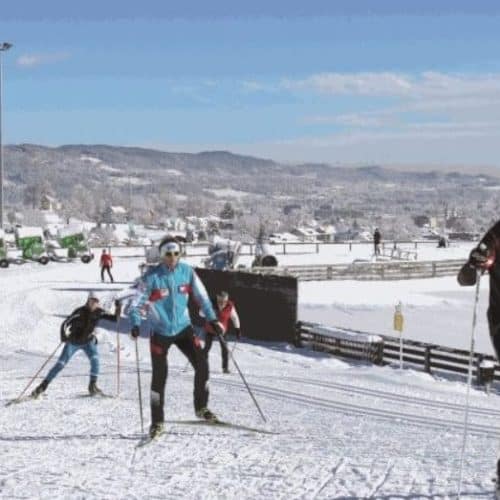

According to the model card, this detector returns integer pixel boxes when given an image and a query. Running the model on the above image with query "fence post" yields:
[326,265,332,280]
[316,242,319,253]
[415,241,418,249]
[349,242,352,251]
[432,262,437,278]
[424,347,432,373]
[374,339,384,365]
[283,243,286,255]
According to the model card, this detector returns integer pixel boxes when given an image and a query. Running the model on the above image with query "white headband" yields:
[159,241,180,257]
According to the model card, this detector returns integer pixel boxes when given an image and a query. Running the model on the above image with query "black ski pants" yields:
[204,333,229,371]
[150,326,209,424]
[101,265,114,283]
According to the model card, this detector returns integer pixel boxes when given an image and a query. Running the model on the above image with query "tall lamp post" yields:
[0,42,13,229]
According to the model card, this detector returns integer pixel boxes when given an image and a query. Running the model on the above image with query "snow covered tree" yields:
[220,202,235,220]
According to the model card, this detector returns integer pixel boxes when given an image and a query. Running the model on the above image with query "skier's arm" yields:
[129,276,153,328]
[190,270,217,323]
[98,309,118,323]
[458,221,500,286]
[60,307,82,341]
[230,306,241,329]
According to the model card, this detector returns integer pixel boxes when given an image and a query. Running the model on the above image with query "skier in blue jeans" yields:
[31,292,121,397]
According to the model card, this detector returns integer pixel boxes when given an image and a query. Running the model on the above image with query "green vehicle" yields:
[57,227,94,263]
[0,229,9,268]
[15,227,49,265]
[58,229,94,264]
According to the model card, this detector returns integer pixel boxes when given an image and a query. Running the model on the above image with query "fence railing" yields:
[251,259,465,281]
[296,322,499,384]
[297,321,384,365]
[91,238,463,257]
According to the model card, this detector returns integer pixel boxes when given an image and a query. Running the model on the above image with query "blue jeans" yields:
[45,339,99,383]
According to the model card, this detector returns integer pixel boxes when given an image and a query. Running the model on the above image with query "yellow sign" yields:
[393,302,404,332]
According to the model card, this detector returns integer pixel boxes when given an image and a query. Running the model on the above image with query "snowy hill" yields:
[1,255,500,498]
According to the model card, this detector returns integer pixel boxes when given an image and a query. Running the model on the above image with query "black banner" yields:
[192,269,298,343]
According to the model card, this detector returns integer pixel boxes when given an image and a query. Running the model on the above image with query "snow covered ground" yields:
[2,252,500,498]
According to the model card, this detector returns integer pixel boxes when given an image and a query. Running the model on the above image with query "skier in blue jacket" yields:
[130,238,223,438]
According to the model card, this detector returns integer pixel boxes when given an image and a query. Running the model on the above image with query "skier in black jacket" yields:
[457,220,500,493]
[31,292,121,397]
[458,222,500,358]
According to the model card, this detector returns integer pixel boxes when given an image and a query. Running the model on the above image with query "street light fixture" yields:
[0,41,13,229]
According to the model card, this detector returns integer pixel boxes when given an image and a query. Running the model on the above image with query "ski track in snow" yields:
[1,256,500,499]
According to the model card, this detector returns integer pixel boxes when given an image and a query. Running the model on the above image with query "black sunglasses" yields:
[164,251,180,257]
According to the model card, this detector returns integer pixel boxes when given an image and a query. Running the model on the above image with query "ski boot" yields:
[149,422,165,439]
[31,380,48,398]
[222,367,230,374]
[196,407,218,422]
[88,381,104,396]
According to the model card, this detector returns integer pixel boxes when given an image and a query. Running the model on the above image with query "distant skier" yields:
[129,239,222,439]
[100,249,114,283]
[31,292,121,397]
[203,291,241,374]
[373,228,382,256]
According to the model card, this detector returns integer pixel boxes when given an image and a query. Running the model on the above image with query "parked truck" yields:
[15,227,49,265]
[47,225,94,263]
[0,229,9,268]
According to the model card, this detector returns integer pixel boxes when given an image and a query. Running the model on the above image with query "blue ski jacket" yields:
[129,261,216,337]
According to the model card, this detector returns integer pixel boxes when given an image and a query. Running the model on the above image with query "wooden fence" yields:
[296,322,499,384]
[251,259,464,281]
[297,321,384,364]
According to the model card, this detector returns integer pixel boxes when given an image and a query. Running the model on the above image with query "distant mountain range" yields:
[3,144,499,208]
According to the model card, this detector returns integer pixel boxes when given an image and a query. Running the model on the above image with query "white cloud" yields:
[16,52,70,67]
[282,71,500,100]
[240,80,277,93]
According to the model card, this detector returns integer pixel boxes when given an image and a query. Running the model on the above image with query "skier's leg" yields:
[220,335,229,371]
[82,338,100,383]
[44,343,78,383]
[204,331,213,357]
[487,310,500,360]
[150,334,169,424]
[176,327,209,411]
[107,266,114,283]
[100,266,105,282]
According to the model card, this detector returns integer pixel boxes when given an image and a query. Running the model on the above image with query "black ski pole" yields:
[7,342,62,405]
[134,339,145,434]
[217,333,267,423]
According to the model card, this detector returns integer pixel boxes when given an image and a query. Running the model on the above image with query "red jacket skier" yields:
[204,291,241,374]
[100,249,114,283]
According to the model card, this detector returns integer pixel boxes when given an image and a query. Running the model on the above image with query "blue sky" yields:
[2,1,500,165]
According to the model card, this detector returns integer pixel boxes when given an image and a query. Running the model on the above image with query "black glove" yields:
[234,328,241,340]
[131,326,140,338]
[469,243,494,270]
[114,300,122,318]
[210,321,224,336]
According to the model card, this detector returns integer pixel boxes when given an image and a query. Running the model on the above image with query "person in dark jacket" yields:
[31,292,121,397]
[100,249,114,283]
[203,291,241,374]
[457,221,500,358]
[373,228,382,256]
